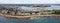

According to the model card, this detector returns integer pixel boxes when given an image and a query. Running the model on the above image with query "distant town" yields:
[0,4,60,19]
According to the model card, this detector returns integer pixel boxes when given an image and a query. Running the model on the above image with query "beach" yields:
[0,13,60,19]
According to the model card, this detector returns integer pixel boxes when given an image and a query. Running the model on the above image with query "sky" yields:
[0,0,60,4]
[0,0,60,10]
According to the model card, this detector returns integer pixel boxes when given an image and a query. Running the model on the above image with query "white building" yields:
[2,10,8,13]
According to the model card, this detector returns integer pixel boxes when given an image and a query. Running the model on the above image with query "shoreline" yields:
[0,13,60,19]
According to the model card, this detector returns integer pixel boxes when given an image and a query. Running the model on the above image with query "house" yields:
[1,10,8,13]
[16,11,21,15]
[10,11,15,15]
[16,10,30,15]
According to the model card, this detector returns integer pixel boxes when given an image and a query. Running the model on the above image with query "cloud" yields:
[0,0,60,4]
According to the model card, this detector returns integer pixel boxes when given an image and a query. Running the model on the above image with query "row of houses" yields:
[0,8,40,16]
[0,6,53,16]
[1,10,41,15]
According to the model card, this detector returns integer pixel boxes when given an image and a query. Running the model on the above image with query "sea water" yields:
[0,16,60,23]
[34,16,60,23]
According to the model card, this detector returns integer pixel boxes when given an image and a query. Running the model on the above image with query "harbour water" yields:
[0,16,60,23]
